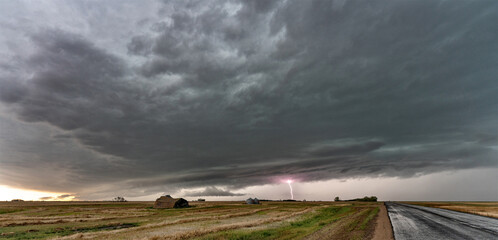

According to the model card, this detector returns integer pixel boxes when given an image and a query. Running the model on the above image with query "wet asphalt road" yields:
[386,202,498,240]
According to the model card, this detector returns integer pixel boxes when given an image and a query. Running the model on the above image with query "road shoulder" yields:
[372,202,394,240]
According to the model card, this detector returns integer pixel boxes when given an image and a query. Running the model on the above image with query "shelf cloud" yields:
[0,0,497,199]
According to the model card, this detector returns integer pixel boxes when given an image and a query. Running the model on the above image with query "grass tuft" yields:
[360,207,379,230]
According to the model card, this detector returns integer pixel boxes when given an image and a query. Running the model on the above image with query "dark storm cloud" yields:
[127,35,153,56]
[38,194,74,201]
[183,187,245,197]
[306,140,385,157]
[1,0,498,199]
[57,194,72,199]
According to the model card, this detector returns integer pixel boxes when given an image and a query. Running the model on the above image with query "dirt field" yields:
[402,202,498,218]
[0,201,384,239]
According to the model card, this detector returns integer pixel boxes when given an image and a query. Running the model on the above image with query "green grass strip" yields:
[360,207,379,230]
[198,206,352,240]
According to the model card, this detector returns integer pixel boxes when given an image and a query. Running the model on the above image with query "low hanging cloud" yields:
[306,140,385,157]
[38,194,74,201]
[183,187,245,197]
[0,0,497,199]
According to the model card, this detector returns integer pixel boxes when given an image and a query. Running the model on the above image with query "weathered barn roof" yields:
[154,195,189,208]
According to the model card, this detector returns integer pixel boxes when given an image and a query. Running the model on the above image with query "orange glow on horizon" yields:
[0,185,75,201]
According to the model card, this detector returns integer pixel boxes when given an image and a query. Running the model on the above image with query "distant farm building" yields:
[246,198,260,204]
[154,195,189,208]
[11,199,24,202]
[197,198,206,201]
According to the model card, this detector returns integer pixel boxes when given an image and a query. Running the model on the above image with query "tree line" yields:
[334,196,377,202]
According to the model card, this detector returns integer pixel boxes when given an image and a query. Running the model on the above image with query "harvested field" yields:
[0,201,383,239]
[403,201,498,218]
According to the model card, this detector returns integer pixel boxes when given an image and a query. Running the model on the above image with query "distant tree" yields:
[334,196,340,202]
[358,196,377,202]
[112,196,127,202]
[344,196,378,202]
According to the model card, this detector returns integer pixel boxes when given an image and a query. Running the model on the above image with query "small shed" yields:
[154,195,189,208]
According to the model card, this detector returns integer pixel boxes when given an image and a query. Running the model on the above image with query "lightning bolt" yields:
[286,180,294,199]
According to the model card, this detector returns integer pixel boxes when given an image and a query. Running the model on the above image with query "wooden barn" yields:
[153,195,189,209]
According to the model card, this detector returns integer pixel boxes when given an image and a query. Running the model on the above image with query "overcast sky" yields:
[0,0,497,201]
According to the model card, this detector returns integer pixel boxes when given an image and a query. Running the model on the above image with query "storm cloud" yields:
[0,0,497,199]
[38,194,74,201]
[184,187,245,197]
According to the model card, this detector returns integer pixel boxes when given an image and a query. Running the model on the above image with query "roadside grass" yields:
[195,206,352,240]
[328,206,379,240]
[360,207,379,230]
[344,208,369,232]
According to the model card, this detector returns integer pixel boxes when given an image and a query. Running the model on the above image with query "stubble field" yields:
[402,201,498,218]
[0,201,381,240]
